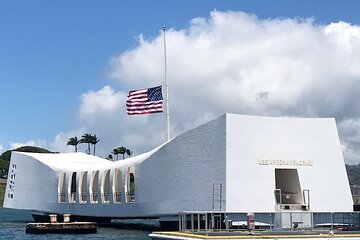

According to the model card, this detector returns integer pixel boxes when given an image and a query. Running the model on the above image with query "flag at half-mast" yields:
[126,86,163,115]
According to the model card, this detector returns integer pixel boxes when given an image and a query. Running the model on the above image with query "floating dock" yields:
[149,231,360,240]
[25,222,97,234]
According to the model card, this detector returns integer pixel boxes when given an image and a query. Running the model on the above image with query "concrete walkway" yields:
[149,230,360,240]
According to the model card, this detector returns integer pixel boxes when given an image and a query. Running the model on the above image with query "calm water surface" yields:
[0,208,157,240]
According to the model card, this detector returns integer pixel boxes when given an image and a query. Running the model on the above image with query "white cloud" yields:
[79,86,125,120]
[48,128,86,153]
[108,11,360,163]
[13,11,360,164]
[0,144,3,154]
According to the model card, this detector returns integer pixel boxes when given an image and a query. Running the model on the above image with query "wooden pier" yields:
[25,214,97,234]
[25,222,97,234]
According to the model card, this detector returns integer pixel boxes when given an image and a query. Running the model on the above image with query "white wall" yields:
[136,115,227,215]
[4,152,137,217]
[4,152,59,212]
[4,114,353,218]
[226,114,353,212]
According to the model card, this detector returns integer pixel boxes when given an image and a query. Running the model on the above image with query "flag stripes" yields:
[126,86,163,115]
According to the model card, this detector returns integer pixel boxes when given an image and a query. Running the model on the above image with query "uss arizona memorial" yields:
[3,113,354,226]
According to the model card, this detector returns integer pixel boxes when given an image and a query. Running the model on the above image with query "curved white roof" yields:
[16,140,169,172]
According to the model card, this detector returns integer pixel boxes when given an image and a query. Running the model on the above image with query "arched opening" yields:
[90,170,99,204]
[79,171,88,204]
[58,172,66,203]
[68,172,77,204]
[113,168,122,203]
[126,167,135,203]
[101,169,110,204]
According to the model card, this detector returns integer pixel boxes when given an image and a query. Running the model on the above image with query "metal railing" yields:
[274,189,310,211]
[179,211,360,233]
[126,192,135,203]
[113,192,122,203]
[58,193,66,203]
[68,193,76,204]
[90,192,98,204]
[79,192,87,204]
[102,193,110,204]
[61,192,128,204]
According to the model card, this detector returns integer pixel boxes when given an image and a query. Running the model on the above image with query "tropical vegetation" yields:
[66,134,134,160]
[346,164,360,186]
[0,183,6,207]
[67,134,100,155]
[67,137,79,152]
[79,133,92,155]
[90,134,100,155]
[111,146,133,160]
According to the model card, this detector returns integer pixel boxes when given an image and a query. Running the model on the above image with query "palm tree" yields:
[67,137,79,152]
[90,134,100,156]
[80,133,92,154]
[126,149,133,158]
[112,148,120,161]
[117,146,127,160]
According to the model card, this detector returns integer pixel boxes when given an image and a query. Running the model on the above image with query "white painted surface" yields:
[3,113,353,218]
[226,114,353,212]
[136,115,226,215]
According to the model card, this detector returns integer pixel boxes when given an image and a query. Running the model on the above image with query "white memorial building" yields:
[3,113,353,226]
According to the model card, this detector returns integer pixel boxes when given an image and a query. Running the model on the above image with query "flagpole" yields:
[163,26,170,141]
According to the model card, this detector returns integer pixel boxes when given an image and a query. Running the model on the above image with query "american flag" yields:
[126,86,164,115]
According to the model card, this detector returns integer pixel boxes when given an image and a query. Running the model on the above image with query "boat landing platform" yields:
[25,222,97,234]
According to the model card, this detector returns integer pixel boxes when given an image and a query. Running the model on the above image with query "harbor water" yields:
[0,208,156,239]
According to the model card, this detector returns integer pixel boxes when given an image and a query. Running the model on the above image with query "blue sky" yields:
[2,1,360,163]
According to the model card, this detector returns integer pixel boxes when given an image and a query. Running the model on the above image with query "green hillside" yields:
[346,164,360,186]
[0,146,54,161]
[0,146,55,177]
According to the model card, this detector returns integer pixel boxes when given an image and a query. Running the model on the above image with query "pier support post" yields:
[63,214,71,223]
[49,214,57,223]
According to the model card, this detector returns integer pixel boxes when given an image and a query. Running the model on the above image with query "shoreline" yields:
[0,178,6,207]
